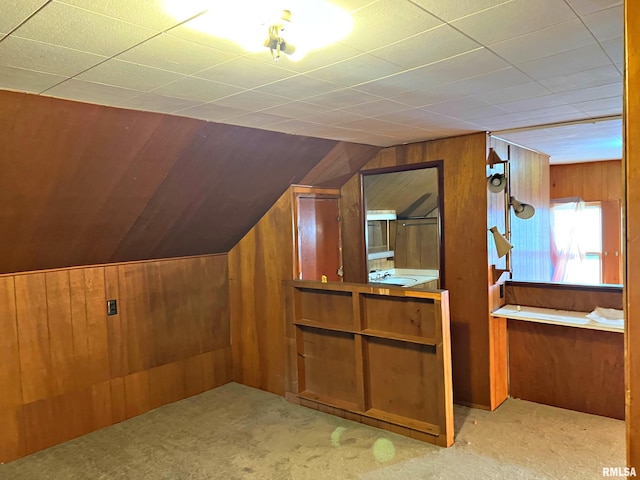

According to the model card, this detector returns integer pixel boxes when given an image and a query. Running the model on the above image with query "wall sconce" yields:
[489,226,513,258]
[509,196,535,219]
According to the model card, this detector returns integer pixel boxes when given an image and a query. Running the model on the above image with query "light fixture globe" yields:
[487,173,507,193]
[510,196,535,219]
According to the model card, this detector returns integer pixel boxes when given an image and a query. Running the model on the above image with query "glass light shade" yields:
[165,0,353,61]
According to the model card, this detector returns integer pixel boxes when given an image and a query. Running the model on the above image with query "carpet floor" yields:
[0,382,625,480]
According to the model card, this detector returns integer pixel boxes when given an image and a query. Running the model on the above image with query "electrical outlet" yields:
[107,299,117,316]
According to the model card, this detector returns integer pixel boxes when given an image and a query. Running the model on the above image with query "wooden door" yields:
[294,189,342,282]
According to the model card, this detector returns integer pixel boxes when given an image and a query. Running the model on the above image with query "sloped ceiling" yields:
[0,90,379,274]
[0,0,623,162]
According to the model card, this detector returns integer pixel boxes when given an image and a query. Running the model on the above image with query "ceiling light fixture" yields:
[165,0,352,62]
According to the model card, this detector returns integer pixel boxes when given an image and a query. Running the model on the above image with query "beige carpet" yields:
[0,382,625,479]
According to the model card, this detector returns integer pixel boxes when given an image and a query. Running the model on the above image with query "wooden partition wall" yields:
[0,254,232,463]
[501,281,624,419]
[284,281,453,447]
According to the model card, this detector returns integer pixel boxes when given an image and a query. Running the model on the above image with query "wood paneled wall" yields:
[340,133,493,408]
[0,254,232,463]
[550,160,622,201]
[626,0,640,466]
[0,90,352,275]
[228,189,295,395]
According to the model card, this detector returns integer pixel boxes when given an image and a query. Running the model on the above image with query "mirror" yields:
[363,164,443,290]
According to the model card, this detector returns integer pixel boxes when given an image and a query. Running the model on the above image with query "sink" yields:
[373,276,419,287]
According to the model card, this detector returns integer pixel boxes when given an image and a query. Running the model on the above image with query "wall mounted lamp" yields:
[509,196,535,219]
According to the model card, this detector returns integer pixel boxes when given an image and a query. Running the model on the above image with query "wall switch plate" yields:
[107,299,117,316]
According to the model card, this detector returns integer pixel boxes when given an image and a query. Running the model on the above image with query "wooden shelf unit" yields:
[284,280,454,447]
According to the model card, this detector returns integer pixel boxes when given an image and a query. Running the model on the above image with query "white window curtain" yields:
[550,198,586,282]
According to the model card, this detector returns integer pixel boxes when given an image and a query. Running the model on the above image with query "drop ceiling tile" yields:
[579,106,622,117]
[116,93,204,114]
[211,90,291,111]
[390,88,468,108]
[304,88,381,108]
[518,104,584,121]
[150,76,245,103]
[340,0,443,51]
[572,96,622,112]
[0,0,48,34]
[370,25,481,69]
[0,36,107,76]
[473,82,552,105]
[497,94,569,113]
[13,2,159,56]
[410,0,512,22]
[267,119,331,135]
[224,112,291,128]
[558,82,621,103]
[166,24,248,55]
[341,99,409,116]
[489,19,596,64]
[565,0,622,16]
[253,75,343,100]
[44,78,140,105]
[194,57,297,89]
[517,44,612,81]
[601,37,623,64]
[422,67,534,100]
[258,101,331,119]
[77,59,184,92]
[244,42,364,74]
[375,108,457,128]
[117,34,236,75]
[175,102,248,121]
[58,0,203,30]
[300,109,367,125]
[422,97,496,116]
[0,64,66,93]
[306,54,405,87]
[451,0,576,45]
[539,65,622,92]
[334,117,398,131]
[582,5,623,42]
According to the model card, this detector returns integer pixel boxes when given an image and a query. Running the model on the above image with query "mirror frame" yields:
[360,160,445,288]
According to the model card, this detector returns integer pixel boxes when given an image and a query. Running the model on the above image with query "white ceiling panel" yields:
[0,0,624,160]
[517,44,613,81]
[45,78,139,105]
[370,24,481,70]
[488,18,596,64]
[76,59,184,92]
[0,64,65,93]
[410,0,511,22]
[340,0,443,51]
[12,2,158,56]
[117,93,204,115]
[116,34,235,75]
[565,0,622,16]
[451,0,576,45]
[582,5,624,42]
[0,0,48,34]
[0,36,107,76]
[193,57,297,89]
[150,76,245,103]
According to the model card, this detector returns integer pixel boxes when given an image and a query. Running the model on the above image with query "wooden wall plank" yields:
[0,277,22,409]
[45,270,76,397]
[110,377,127,425]
[15,273,52,404]
[69,269,91,391]
[148,361,186,410]
[91,381,112,431]
[505,281,623,311]
[105,265,126,378]
[85,267,110,383]
[0,407,24,463]
[124,370,150,419]
[550,160,622,202]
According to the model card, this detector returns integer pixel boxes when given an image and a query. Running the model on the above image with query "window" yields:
[551,201,603,284]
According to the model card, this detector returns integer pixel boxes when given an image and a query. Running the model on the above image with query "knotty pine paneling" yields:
[340,133,492,408]
[550,160,622,202]
[626,0,640,466]
[0,90,343,275]
[0,254,232,464]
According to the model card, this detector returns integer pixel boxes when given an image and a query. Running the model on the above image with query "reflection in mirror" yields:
[363,165,442,290]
